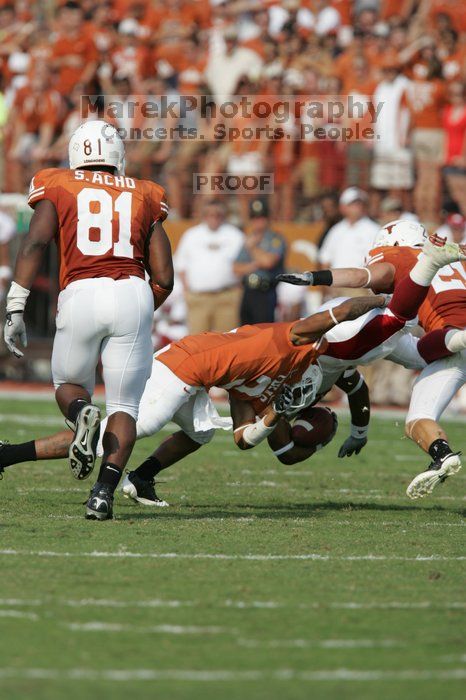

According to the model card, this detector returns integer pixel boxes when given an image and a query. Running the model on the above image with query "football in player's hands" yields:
[292,406,338,450]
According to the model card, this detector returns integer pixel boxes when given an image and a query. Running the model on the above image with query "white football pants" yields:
[52,276,154,420]
[406,350,466,424]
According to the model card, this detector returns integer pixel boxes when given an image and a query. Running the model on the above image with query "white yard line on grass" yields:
[0,610,38,620]
[225,483,464,500]
[236,638,401,649]
[0,549,464,562]
[66,622,234,635]
[1,598,464,611]
[0,668,464,682]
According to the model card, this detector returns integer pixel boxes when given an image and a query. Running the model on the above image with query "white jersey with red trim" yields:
[316,298,425,375]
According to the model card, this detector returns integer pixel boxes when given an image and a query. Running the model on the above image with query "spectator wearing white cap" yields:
[205,25,263,99]
[437,213,466,244]
[318,187,379,273]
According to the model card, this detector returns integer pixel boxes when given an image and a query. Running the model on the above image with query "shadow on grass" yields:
[115,500,465,521]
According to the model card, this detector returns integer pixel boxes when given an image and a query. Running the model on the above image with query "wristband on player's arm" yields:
[151,282,173,309]
[311,270,333,286]
[236,417,276,447]
[6,281,30,313]
[350,424,368,440]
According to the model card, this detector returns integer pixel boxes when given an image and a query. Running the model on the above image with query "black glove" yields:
[276,271,314,286]
[272,385,294,415]
[338,435,367,458]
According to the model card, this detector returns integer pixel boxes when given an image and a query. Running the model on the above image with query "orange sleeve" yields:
[150,183,169,223]
[27,169,59,209]
[366,246,389,266]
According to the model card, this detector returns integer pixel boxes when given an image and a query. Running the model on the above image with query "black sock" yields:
[428,439,452,462]
[134,456,163,481]
[0,440,37,468]
[99,462,122,491]
[68,398,88,425]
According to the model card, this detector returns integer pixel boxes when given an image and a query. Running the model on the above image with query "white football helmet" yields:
[373,219,427,249]
[68,120,125,174]
[284,363,323,417]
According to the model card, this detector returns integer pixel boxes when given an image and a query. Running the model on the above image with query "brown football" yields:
[291,406,337,449]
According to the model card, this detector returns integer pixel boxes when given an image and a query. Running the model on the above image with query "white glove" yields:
[4,311,27,358]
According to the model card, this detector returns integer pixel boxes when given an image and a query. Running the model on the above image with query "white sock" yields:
[409,253,439,286]
[445,328,466,353]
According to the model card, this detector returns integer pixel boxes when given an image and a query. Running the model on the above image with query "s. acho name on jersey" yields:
[28,167,168,291]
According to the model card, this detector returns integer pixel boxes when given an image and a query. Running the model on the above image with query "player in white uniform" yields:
[278,220,466,498]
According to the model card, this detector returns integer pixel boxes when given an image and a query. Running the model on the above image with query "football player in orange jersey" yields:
[3,120,174,520]
[0,295,387,506]
[278,220,466,499]
[2,235,464,510]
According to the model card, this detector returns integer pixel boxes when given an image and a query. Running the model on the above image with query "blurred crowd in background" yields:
[0,0,465,221]
[0,0,466,408]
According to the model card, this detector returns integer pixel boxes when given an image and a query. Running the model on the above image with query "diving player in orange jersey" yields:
[277,220,466,499]
[2,233,464,509]
[3,120,174,520]
[0,295,387,506]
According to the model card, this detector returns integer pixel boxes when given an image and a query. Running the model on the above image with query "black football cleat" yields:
[121,471,169,507]
[85,482,114,520]
[69,404,101,480]
[0,440,8,477]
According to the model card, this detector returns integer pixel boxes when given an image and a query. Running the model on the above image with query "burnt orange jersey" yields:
[367,246,420,293]
[156,323,328,414]
[367,246,466,331]
[28,168,168,290]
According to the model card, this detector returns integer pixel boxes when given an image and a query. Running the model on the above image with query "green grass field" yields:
[0,397,464,700]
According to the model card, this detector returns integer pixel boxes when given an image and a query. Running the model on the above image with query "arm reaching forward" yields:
[277,263,395,293]
[289,294,389,346]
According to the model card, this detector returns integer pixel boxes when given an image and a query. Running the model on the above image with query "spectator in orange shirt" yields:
[52,1,98,94]
[8,67,62,190]
[342,55,376,191]
[442,80,466,217]
[429,1,466,36]
[90,1,118,55]
[406,54,447,224]
[241,8,272,61]
[111,19,150,84]
[438,29,466,82]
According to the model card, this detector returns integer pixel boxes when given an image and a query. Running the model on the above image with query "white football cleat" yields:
[406,452,462,500]
[422,234,466,265]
